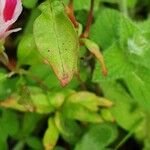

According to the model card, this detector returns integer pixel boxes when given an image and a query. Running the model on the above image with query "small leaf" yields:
[93,43,135,82]
[54,112,82,144]
[66,91,112,112]
[17,34,42,65]
[100,109,114,122]
[82,38,108,76]
[43,117,59,150]
[48,89,74,109]
[62,98,103,123]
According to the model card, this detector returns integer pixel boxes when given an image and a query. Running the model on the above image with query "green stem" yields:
[119,0,128,16]
[114,117,143,150]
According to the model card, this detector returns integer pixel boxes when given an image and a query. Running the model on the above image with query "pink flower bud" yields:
[0,0,22,40]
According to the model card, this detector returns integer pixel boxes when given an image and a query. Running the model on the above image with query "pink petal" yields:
[0,0,22,39]
[12,0,22,23]
[3,0,17,22]
[0,0,5,17]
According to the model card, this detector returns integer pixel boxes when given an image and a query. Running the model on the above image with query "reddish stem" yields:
[81,0,94,38]
[66,0,78,28]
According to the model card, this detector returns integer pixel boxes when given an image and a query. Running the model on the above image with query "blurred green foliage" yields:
[0,0,150,150]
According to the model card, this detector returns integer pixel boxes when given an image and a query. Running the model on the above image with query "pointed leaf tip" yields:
[102,68,108,77]
[60,75,71,87]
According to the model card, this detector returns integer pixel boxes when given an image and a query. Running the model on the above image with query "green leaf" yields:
[100,109,114,122]
[119,15,150,69]
[24,8,41,34]
[27,63,60,89]
[0,71,7,82]
[54,112,82,144]
[100,81,144,131]
[34,1,79,86]
[93,43,135,82]
[27,87,55,114]
[0,86,55,114]
[17,34,42,65]
[126,33,150,70]
[124,68,150,110]
[0,77,20,100]
[43,117,59,150]
[127,0,138,8]
[22,0,38,9]
[119,14,150,68]
[20,113,42,138]
[92,14,150,114]
[134,112,150,142]
[119,15,140,49]
[138,17,150,33]
[0,133,7,150]
[0,110,19,150]
[18,86,55,113]
[48,89,74,109]
[62,97,103,123]
[144,139,150,150]
[75,123,118,150]
[65,91,112,112]
[1,110,19,137]
[26,136,43,150]
[90,9,120,49]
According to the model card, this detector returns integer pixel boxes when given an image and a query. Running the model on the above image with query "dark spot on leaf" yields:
[80,57,84,60]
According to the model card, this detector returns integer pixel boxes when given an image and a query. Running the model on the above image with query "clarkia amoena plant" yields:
[0,0,22,41]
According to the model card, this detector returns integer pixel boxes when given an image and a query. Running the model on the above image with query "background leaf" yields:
[75,123,118,150]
